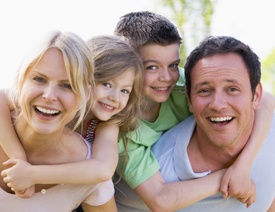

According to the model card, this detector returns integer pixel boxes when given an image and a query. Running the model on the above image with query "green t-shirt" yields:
[116,69,191,189]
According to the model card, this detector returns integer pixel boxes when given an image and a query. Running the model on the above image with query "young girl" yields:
[0,35,144,199]
[0,30,117,211]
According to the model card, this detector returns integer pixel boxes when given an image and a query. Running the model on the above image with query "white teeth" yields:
[210,116,232,122]
[154,87,168,91]
[36,106,59,114]
[102,103,114,110]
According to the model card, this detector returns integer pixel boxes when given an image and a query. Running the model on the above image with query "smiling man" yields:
[152,36,275,211]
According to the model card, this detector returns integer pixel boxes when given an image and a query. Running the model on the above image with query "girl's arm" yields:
[220,90,275,206]
[0,89,26,160]
[2,123,119,189]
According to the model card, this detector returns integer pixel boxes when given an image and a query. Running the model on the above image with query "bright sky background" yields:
[1,0,275,89]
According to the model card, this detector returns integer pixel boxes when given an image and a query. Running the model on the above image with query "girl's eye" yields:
[103,82,111,88]
[121,89,130,94]
[61,83,72,90]
[33,76,46,83]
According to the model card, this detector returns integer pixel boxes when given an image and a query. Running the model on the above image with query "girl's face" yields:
[20,48,79,134]
[91,68,135,121]
[139,43,180,104]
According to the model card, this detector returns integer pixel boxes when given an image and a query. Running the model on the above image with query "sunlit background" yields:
[1,0,275,94]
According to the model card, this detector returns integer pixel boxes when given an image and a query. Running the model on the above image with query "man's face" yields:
[139,43,180,104]
[188,53,262,148]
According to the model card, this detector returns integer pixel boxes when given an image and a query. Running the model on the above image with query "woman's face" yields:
[19,48,79,134]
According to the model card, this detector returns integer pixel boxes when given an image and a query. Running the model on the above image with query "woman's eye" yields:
[33,76,46,83]
[61,83,72,90]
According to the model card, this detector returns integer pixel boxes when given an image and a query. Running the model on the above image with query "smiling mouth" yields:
[208,116,233,125]
[100,102,115,110]
[152,87,169,91]
[35,106,60,117]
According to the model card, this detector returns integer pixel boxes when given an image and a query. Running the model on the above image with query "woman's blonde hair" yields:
[10,30,94,130]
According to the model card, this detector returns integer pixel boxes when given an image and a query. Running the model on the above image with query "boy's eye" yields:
[103,82,111,88]
[146,65,157,70]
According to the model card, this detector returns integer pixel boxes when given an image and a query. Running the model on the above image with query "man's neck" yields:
[187,129,247,173]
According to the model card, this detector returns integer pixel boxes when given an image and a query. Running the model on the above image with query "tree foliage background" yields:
[154,0,275,95]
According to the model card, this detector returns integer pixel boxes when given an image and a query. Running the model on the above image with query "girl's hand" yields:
[1,159,35,194]
[14,186,35,198]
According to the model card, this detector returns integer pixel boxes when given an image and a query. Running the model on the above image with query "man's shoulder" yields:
[152,116,195,155]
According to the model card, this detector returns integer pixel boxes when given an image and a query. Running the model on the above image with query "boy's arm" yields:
[134,169,226,211]
[267,198,275,212]
[1,124,119,188]
[220,90,275,202]
[0,89,26,160]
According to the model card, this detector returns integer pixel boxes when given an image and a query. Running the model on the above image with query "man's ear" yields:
[253,83,263,110]
[185,87,193,112]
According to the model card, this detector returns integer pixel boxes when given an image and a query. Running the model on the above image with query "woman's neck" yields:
[14,117,66,163]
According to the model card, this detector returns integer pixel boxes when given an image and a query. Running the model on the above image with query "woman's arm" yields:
[2,123,119,189]
[220,90,275,205]
[0,89,26,160]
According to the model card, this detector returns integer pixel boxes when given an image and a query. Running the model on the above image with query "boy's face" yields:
[139,43,181,103]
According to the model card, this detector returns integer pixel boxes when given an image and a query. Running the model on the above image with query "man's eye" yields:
[169,63,179,69]
[229,87,239,92]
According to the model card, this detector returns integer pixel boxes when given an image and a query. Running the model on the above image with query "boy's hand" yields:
[220,165,256,208]
[1,159,34,193]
